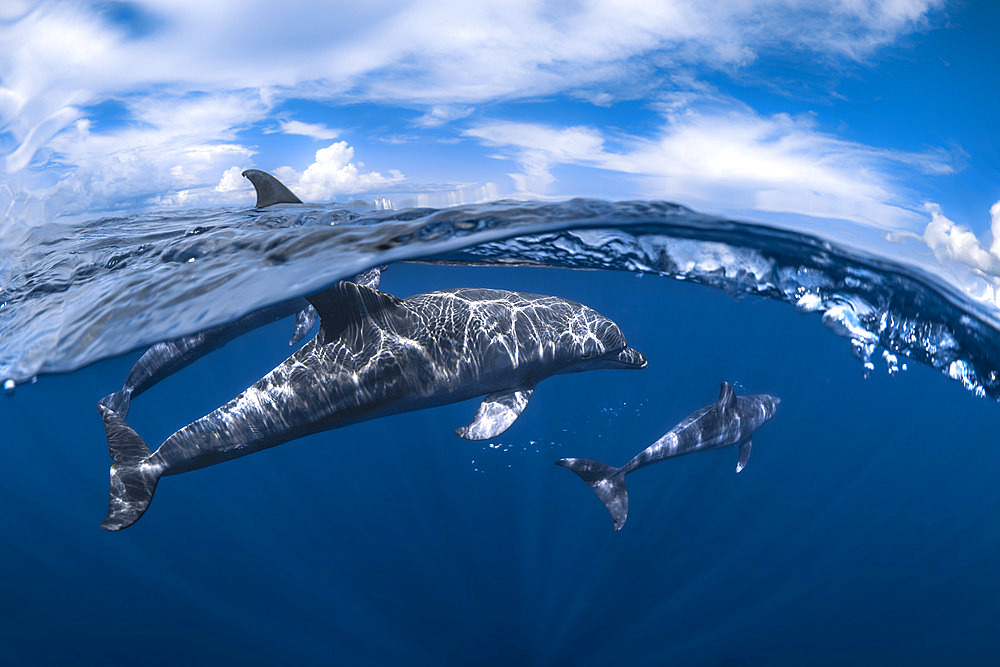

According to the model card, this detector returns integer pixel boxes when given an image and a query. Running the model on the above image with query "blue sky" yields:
[1,0,998,274]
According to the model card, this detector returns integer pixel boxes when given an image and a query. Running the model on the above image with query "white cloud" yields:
[0,0,946,224]
[465,107,954,227]
[1,0,945,164]
[278,141,405,201]
[415,105,474,128]
[466,122,612,195]
[988,201,1000,257]
[277,120,339,141]
[215,166,246,193]
[7,91,269,218]
[915,201,1000,309]
[923,203,1000,274]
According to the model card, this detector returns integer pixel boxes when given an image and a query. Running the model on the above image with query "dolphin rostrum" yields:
[97,283,647,530]
[99,169,385,417]
[557,382,780,530]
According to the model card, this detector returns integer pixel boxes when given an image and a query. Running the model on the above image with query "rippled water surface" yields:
[4,199,1000,400]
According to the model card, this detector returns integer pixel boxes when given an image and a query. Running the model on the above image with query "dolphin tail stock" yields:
[98,387,132,418]
[555,458,629,531]
[97,404,162,531]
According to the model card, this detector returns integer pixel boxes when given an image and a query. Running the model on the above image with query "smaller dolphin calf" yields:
[557,382,780,530]
[99,266,382,417]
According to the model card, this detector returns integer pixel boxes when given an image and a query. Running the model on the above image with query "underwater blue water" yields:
[3,204,1000,664]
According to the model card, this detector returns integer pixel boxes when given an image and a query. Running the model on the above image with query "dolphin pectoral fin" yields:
[288,305,318,345]
[455,388,535,440]
[736,439,752,473]
[242,169,303,207]
[717,381,736,412]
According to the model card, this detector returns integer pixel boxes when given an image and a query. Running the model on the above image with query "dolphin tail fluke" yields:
[99,388,132,418]
[97,405,162,532]
[556,458,629,531]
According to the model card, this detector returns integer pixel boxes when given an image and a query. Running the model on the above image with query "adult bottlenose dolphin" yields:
[98,283,646,530]
[99,170,385,417]
[557,382,780,530]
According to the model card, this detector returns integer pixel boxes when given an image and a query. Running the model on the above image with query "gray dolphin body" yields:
[557,382,780,530]
[98,283,646,531]
[99,170,384,417]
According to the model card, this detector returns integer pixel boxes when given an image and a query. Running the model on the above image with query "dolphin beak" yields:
[615,347,647,369]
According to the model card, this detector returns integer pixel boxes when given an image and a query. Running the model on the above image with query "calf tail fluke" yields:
[98,388,132,418]
[556,458,629,531]
[97,404,161,531]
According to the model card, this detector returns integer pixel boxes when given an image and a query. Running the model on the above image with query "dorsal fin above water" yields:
[305,282,404,342]
[242,169,303,207]
[716,381,736,411]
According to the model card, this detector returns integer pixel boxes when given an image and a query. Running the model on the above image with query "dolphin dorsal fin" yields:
[242,169,303,207]
[306,282,404,343]
[716,381,736,411]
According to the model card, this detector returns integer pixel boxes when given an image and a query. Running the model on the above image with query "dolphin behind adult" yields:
[97,283,647,531]
[97,268,381,417]
[557,382,780,530]
[99,170,386,417]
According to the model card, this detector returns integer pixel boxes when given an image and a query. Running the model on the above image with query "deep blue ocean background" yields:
[3,257,1000,665]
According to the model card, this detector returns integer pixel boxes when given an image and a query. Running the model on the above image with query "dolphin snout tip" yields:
[618,347,647,369]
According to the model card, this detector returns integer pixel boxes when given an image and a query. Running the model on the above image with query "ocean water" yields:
[3,202,1000,664]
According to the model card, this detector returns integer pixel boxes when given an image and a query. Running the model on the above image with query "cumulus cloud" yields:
[278,141,405,201]
[466,107,954,227]
[923,201,1000,275]
[911,201,1000,308]
[215,166,246,193]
